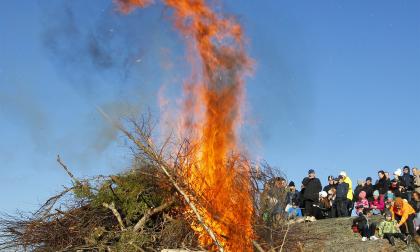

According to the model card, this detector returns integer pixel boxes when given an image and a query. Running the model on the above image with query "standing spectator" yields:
[375,170,389,202]
[363,177,374,201]
[340,171,353,215]
[401,166,414,202]
[302,169,322,221]
[328,188,337,217]
[391,197,416,238]
[413,167,420,194]
[370,190,384,215]
[285,181,299,212]
[335,175,349,217]
[323,175,336,192]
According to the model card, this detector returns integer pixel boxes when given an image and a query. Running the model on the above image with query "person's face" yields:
[413,193,420,201]
[366,180,371,185]
[385,172,389,178]
[386,216,392,221]
[373,195,378,200]
[413,168,418,175]
[339,178,344,183]
[378,173,384,179]
[281,180,287,187]
[289,186,295,191]
[328,179,334,185]
[403,168,409,174]
[309,173,315,178]
[275,181,282,188]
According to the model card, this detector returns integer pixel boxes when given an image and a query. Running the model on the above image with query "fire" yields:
[115,0,254,250]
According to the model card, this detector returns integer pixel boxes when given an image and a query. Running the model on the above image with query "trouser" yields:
[360,224,376,238]
[304,199,315,217]
[336,199,347,217]
[383,233,406,244]
[406,191,413,202]
[395,213,416,236]
[347,199,354,216]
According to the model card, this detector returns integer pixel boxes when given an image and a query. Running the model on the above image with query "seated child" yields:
[378,211,411,246]
[287,199,302,220]
[352,208,379,241]
[355,191,369,215]
[370,190,384,215]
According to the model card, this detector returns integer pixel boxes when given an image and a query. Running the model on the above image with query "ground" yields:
[290,216,420,252]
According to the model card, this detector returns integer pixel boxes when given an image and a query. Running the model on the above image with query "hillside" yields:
[290,216,420,252]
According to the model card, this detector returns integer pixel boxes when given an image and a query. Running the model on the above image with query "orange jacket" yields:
[391,201,416,225]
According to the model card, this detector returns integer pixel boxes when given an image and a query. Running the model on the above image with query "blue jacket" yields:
[336,182,349,199]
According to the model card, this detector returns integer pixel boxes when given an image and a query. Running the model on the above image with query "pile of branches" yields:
[0,115,303,251]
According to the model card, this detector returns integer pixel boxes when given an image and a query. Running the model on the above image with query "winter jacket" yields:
[377,220,400,237]
[409,200,420,213]
[400,173,414,191]
[370,198,384,211]
[302,177,322,202]
[336,182,349,200]
[352,212,371,230]
[391,200,416,225]
[355,199,369,214]
[285,190,300,206]
[362,184,374,201]
[323,183,336,193]
[375,177,390,195]
[414,174,420,193]
[353,185,364,203]
[343,177,353,201]
[287,206,302,218]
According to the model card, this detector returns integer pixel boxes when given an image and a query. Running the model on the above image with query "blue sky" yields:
[1,0,419,213]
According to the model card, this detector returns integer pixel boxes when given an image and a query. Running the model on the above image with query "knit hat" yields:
[359,191,366,199]
[366,177,372,182]
[288,181,295,187]
[373,190,379,197]
[394,197,404,208]
[386,192,394,200]
[339,171,347,177]
[308,169,315,174]
[319,191,328,198]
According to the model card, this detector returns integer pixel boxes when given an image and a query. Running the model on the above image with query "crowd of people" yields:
[260,166,420,245]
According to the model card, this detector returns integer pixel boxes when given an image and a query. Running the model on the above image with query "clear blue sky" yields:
[1,0,419,213]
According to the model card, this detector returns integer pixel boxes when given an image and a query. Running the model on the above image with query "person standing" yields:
[375,170,389,202]
[323,175,336,192]
[336,176,349,217]
[401,166,414,202]
[302,169,322,221]
[340,171,353,215]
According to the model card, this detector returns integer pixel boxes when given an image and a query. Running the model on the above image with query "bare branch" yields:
[102,202,125,231]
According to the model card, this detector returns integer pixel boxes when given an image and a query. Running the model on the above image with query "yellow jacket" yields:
[343,177,353,200]
[391,201,416,225]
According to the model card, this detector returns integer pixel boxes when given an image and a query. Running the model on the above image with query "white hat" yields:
[394,168,402,177]
[319,191,328,198]
[339,171,347,177]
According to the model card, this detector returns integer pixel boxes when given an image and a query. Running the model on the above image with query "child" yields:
[355,191,369,214]
[352,208,379,241]
[370,190,384,215]
[287,199,303,220]
[336,175,349,217]
[378,211,411,246]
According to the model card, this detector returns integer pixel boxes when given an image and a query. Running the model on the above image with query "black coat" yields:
[323,184,336,193]
[336,182,349,200]
[400,174,414,191]
[375,177,389,195]
[285,190,300,205]
[362,184,374,201]
[302,177,322,202]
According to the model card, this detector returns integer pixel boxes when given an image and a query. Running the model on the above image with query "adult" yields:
[391,197,416,237]
[401,166,414,202]
[413,167,420,194]
[340,171,353,215]
[302,169,322,221]
[336,175,349,217]
[363,177,374,201]
[375,170,389,201]
[323,175,336,192]
[353,179,365,203]
[285,181,300,208]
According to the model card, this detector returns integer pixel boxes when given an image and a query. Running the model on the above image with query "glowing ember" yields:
[115,0,254,250]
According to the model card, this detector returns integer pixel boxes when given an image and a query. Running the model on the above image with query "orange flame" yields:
[115,0,254,250]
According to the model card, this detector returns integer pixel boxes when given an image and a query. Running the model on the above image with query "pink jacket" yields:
[369,198,384,211]
[355,199,369,213]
